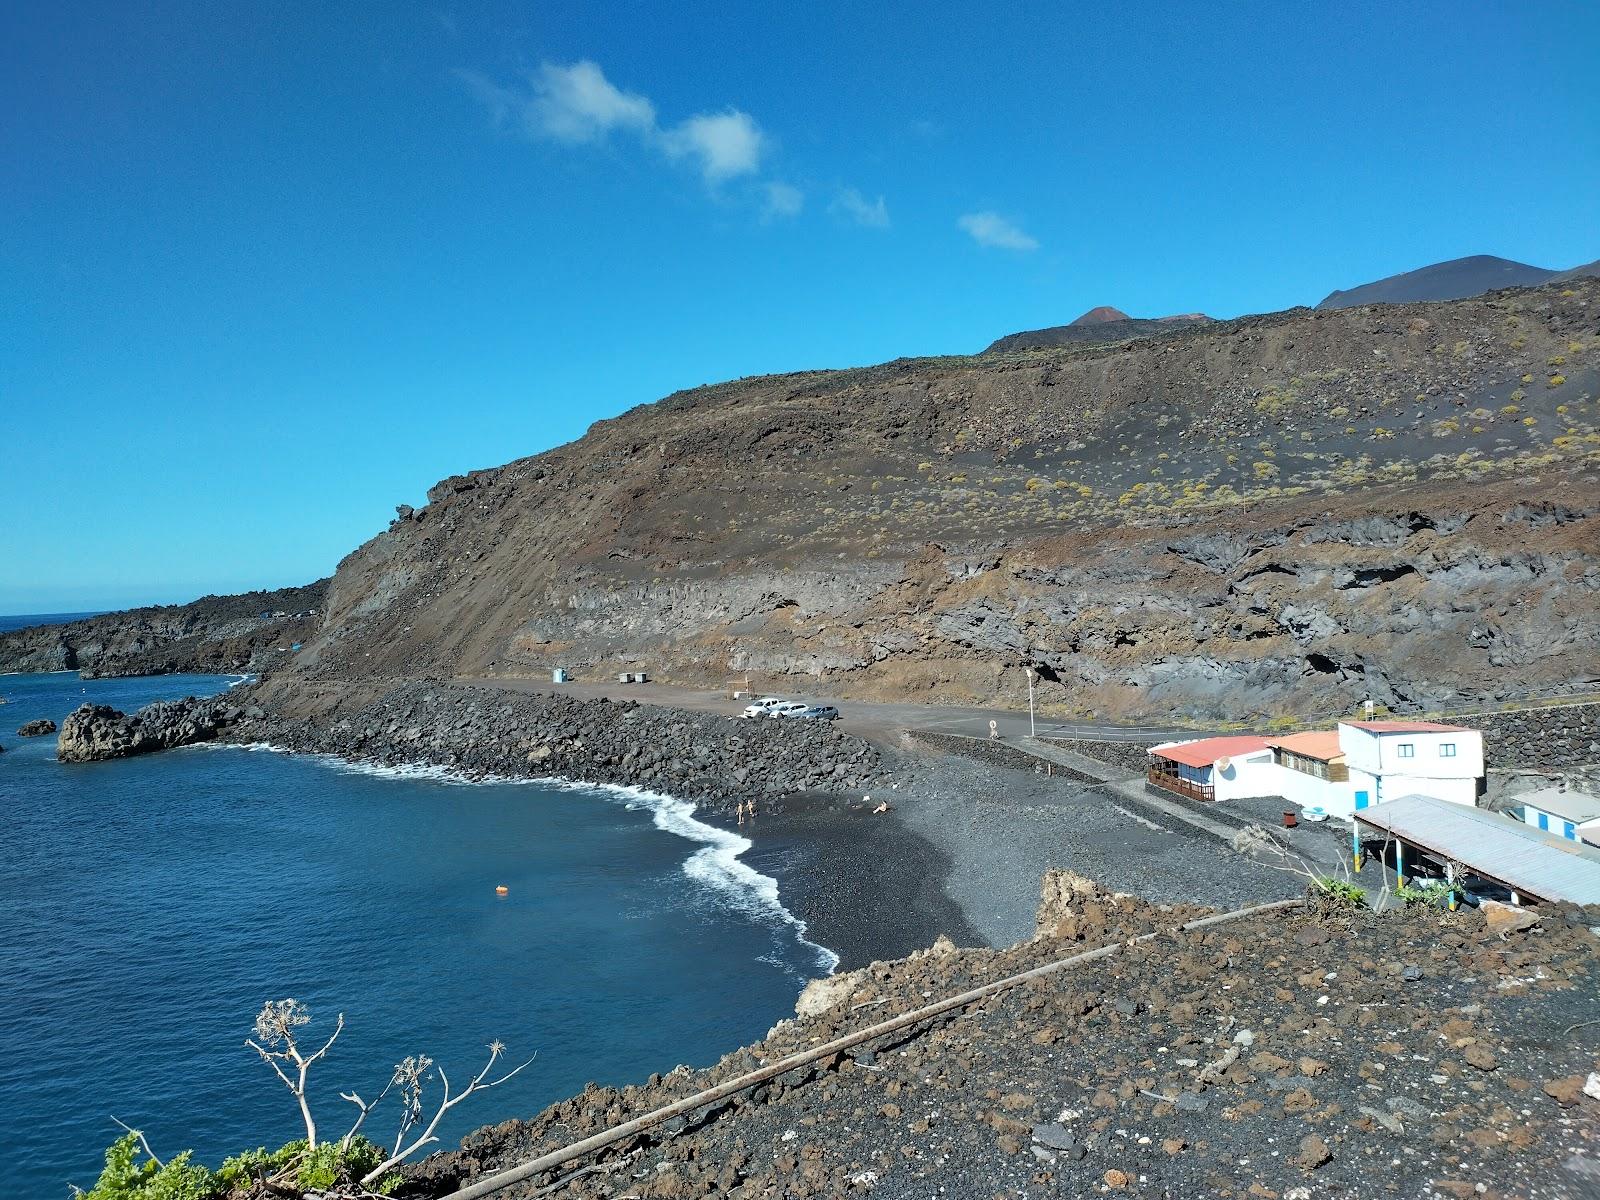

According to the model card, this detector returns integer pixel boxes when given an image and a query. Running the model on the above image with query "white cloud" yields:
[527,59,656,143]
[832,187,890,229]
[663,109,764,183]
[762,181,805,220]
[460,61,769,189]
[958,211,1039,251]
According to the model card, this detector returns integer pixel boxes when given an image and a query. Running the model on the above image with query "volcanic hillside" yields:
[276,280,1600,722]
[984,306,1212,353]
[1317,254,1600,310]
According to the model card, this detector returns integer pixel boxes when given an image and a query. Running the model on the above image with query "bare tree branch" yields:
[109,1117,163,1168]
[361,1044,535,1185]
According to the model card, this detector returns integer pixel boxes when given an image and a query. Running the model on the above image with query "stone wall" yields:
[1042,737,1159,775]
[1476,703,1600,770]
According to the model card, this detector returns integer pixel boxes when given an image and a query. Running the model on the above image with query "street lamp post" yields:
[1025,666,1038,738]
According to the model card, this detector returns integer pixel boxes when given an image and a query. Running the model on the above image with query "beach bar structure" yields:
[1354,794,1600,906]
[1146,735,1273,802]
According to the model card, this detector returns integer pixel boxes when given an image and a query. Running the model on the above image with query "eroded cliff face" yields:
[0,582,328,678]
[279,282,1600,720]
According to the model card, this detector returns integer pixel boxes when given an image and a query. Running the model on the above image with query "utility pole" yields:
[1025,665,1038,738]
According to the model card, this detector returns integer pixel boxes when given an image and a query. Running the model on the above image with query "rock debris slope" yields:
[263,281,1600,720]
[411,874,1600,1199]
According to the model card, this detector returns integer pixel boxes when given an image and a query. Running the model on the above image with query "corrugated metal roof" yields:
[1267,731,1345,761]
[1517,787,1600,824]
[1149,735,1272,768]
[1344,720,1468,734]
[1355,794,1600,905]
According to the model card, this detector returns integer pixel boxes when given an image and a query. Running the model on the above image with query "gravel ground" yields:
[883,746,1305,947]
[411,879,1600,1199]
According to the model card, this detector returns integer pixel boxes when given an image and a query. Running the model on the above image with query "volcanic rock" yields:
[56,697,235,763]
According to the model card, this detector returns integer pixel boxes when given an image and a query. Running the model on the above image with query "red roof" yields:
[1150,735,1272,768]
[1343,720,1466,734]
[1267,731,1345,761]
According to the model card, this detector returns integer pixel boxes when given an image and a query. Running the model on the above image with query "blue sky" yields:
[3,1,1597,612]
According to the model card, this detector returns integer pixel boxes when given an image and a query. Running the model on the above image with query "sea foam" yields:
[191,742,841,976]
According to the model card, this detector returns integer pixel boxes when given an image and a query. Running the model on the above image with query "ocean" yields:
[0,669,835,1197]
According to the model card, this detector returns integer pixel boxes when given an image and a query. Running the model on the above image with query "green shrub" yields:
[78,1134,219,1200]
[83,1133,400,1200]
[1311,876,1366,908]
[1395,881,1452,908]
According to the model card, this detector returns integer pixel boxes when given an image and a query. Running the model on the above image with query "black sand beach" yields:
[730,790,984,971]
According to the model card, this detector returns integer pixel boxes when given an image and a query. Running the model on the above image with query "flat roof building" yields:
[1515,786,1600,846]
[1355,794,1600,906]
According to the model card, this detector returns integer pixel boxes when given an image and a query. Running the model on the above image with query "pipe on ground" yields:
[440,897,1307,1200]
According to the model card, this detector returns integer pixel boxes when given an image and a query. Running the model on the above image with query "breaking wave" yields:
[192,743,840,976]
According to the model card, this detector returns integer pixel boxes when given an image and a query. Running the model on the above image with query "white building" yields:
[1146,735,1276,802]
[1515,786,1600,846]
[1337,720,1484,812]
[1148,720,1485,822]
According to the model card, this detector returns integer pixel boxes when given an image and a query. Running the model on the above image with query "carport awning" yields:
[1355,794,1600,905]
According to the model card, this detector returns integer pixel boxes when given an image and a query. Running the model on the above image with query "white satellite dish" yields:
[1215,756,1232,772]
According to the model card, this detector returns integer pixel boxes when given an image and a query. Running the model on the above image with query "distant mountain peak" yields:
[984,308,1212,354]
[1315,254,1584,310]
[1070,305,1131,326]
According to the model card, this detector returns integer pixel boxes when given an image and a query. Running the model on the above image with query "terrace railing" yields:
[1147,767,1215,803]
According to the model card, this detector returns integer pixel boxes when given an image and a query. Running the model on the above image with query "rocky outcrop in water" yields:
[16,718,57,736]
[225,681,882,812]
[56,697,238,763]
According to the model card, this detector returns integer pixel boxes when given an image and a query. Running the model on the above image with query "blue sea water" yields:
[0,671,833,1197]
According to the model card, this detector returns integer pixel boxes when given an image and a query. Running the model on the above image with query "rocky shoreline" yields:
[0,580,326,678]
[410,874,1600,1200]
[52,680,885,813]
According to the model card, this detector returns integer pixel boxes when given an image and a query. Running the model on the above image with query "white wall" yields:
[1522,804,1590,842]
[1337,724,1483,779]
[1210,750,1278,801]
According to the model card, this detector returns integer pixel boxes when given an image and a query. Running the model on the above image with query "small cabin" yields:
[1515,786,1600,845]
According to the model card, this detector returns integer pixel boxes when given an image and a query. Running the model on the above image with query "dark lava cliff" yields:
[0,581,327,678]
[240,282,1600,719]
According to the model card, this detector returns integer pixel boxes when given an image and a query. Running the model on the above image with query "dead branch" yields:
[246,999,344,1147]
[361,1042,535,1185]
[109,1117,163,1168]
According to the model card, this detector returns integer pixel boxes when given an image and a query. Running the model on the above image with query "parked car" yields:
[767,701,811,718]
[797,705,840,721]
[740,697,787,719]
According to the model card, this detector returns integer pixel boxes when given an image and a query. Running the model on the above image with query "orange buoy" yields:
[495,885,509,896]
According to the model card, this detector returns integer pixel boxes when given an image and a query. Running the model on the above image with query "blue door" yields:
[1564,822,1576,840]
[1354,790,1369,810]
[1537,812,1549,831]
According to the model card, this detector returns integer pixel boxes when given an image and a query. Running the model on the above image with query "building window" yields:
[1396,743,1415,758]
[1439,743,1456,757]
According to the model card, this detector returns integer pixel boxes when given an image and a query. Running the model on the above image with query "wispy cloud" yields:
[958,211,1039,251]
[460,60,764,187]
[762,181,805,220]
[832,187,890,229]
[663,109,764,183]
[528,60,656,143]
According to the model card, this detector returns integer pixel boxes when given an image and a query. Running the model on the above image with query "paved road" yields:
[457,676,1193,749]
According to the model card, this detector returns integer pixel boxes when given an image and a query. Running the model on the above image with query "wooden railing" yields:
[1147,768,1214,803]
